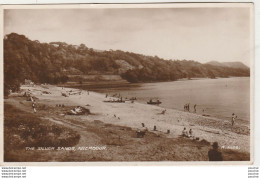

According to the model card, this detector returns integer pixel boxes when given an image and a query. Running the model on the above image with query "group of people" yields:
[183,103,197,112]
[184,103,190,111]
[181,127,193,138]
[105,93,137,104]
[181,126,223,161]
[184,103,237,127]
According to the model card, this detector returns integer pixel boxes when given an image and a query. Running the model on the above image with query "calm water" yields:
[97,77,250,121]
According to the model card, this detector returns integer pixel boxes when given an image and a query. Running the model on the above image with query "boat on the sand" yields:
[147,100,162,105]
[103,100,125,103]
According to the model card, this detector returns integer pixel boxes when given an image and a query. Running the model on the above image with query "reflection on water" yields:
[97,77,250,122]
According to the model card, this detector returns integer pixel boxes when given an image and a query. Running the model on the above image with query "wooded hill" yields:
[4,33,250,95]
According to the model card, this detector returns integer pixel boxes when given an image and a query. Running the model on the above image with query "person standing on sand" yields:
[231,113,237,126]
[208,142,223,161]
[32,102,37,113]
[194,104,197,113]
[184,104,188,111]
[189,129,193,137]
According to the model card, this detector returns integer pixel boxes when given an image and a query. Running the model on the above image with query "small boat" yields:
[147,100,162,105]
[103,100,125,103]
[130,97,137,100]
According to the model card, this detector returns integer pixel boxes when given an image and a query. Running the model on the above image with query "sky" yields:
[4,7,252,66]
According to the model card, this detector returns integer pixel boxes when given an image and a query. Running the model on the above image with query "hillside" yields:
[4,33,250,95]
[222,62,249,69]
[206,61,249,70]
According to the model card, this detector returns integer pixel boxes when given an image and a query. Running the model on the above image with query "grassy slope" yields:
[4,103,80,162]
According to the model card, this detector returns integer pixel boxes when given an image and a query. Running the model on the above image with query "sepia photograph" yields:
[0,3,254,164]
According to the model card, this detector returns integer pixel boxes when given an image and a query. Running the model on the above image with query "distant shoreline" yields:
[59,76,250,91]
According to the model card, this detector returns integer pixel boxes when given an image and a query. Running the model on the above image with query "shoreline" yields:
[5,84,250,154]
[61,76,249,87]
[61,76,250,123]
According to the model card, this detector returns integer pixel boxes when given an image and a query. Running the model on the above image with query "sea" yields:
[93,77,250,122]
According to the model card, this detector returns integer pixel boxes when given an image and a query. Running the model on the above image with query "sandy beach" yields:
[4,84,250,161]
